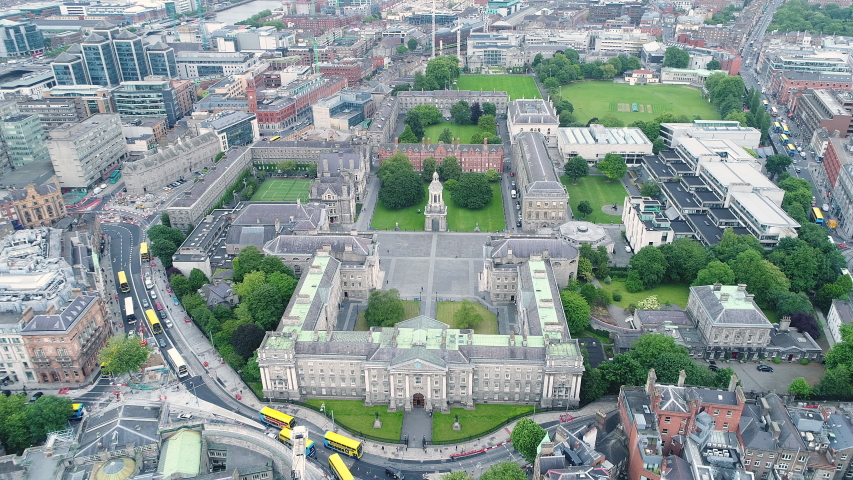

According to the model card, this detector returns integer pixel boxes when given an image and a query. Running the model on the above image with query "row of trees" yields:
[705,75,774,141]
[0,394,73,454]
[769,0,853,36]
[412,55,462,91]
[148,224,187,269]
[534,51,642,87]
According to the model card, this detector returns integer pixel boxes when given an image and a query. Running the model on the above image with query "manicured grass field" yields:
[432,404,535,442]
[558,81,720,125]
[371,184,429,231]
[561,175,626,224]
[423,121,485,145]
[355,301,421,331]
[456,75,541,101]
[251,178,311,202]
[304,399,403,442]
[447,183,506,232]
[436,301,498,334]
[599,280,691,308]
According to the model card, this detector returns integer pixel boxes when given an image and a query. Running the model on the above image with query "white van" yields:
[511,189,517,199]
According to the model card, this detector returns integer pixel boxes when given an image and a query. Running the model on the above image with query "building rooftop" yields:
[558,125,651,146]
[21,291,99,334]
[509,99,558,125]
[729,191,800,228]
[517,131,565,195]
[170,146,250,208]
[689,284,772,327]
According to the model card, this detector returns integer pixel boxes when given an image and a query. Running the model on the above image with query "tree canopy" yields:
[563,156,589,184]
[663,47,690,68]
[0,394,72,453]
[629,246,668,290]
[451,101,472,125]
[480,463,527,480]
[98,336,150,377]
[231,323,266,358]
[439,156,462,182]
[365,289,405,327]
[595,154,627,181]
[451,173,493,209]
[510,418,547,463]
[560,290,591,335]
[147,225,186,268]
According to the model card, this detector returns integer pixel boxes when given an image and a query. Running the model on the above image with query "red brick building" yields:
[767,71,853,105]
[248,72,347,132]
[379,138,504,173]
[20,291,113,384]
[823,137,851,189]
[318,59,376,86]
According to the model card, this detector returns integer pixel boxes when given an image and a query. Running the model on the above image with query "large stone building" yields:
[20,291,112,383]
[378,139,504,173]
[258,255,584,410]
[507,99,559,145]
[122,132,222,195]
[513,132,569,230]
[308,152,367,226]
[8,176,66,228]
[46,113,127,189]
[688,284,774,361]
[480,236,579,303]
[395,90,508,117]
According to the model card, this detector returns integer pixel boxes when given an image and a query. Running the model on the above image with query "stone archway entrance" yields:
[412,393,425,408]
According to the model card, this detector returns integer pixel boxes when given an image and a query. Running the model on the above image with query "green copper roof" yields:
[160,429,201,478]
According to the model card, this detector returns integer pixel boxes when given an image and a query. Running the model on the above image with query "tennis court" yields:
[251,179,311,202]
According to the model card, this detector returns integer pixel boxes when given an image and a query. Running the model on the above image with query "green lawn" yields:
[447,183,506,232]
[433,404,535,442]
[599,280,691,308]
[455,75,541,101]
[304,399,404,442]
[561,175,627,224]
[372,183,506,232]
[372,184,429,231]
[251,178,311,202]
[423,121,485,145]
[436,301,498,334]
[558,81,720,125]
[355,301,421,331]
[246,381,264,399]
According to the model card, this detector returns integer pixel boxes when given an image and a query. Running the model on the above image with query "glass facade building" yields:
[113,80,180,127]
[82,34,121,88]
[146,42,178,78]
[51,52,89,86]
[1,114,50,167]
[113,32,150,82]
[0,19,45,57]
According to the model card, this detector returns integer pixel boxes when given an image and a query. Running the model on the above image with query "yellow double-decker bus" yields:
[117,271,130,293]
[259,407,296,428]
[323,431,363,458]
[270,135,281,141]
[140,242,149,261]
[146,309,162,334]
[779,134,789,143]
[328,454,354,480]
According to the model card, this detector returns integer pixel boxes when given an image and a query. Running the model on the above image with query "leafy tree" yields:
[233,246,263,282]
[577,257,594,282]
[451,101,471,125]
[543,77,560,90]
[25,395,73,444]
[563,156,589,184]
[728,250,790,307]
[706,59,721,70]
[391,84,411,96]
[765,154,793,179]
[404,113,424,140]
[816,282,848,312]
[599,354,646,392]
[438,127,453,144]
[99,336,150,377]
[692,260,735,286]
[422,157,438,181]
[444,179,458,191]
[788,377,813,399]
[451,173,493,209]
[260,255,294,277]
[424,55,461,90]
[484,169,500,183]
[247,283,285,330]
[579,366,608,404]
[365,289,405,327]
[640,180,660,197]
[597,114,624,128]
[629,246,668,290]
[181,292,206,313]
[577,200,593,218]
[396,45,408,54]
[724,111,748,126]
[510,419,547,463]
[235,270,266,298]
[454,300,483,329]
[170,274,193,299]
[629,334,686,367]
[815,364,853,399]
[379,169,424,209]
[651,351,704,384]
[480,462,527,480]
[188,268,210,291]
[660,238,711,284]
[477,114,496,133]
[561,290,591,335]
[231,323,266,358]
[268,271,297,304]
[150,239,177,268]
[0,394,31,453]
[441,472,473,480]
[411,104,443,126]
[664,46,690,67]
[627,56,642,70]
[790,311,820,339]
[713,228,763,263]
[482,102,496,116]
[407,38,418,51]
[439,156,462,182]
[242,352,261,381]
[595,153,627,181]
[398,125,419,143]
[470,102,483,125]
[625,270,644,293]
[652,138,666,154]
[767,240,820,293]
[775,292,814,318]
[161,212,171,227]
[413,71,439,91]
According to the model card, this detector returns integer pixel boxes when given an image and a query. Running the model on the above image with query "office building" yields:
[556,125,652,165]
[622,196,674,250]
[198,111,260,151]
[792,89,853,142]
[81,33,121,88]
[113,30,150,82]
[146,41,178,79]
[0,72,56,99]
[0,114,50,167]
[21,291,112,384]
[659,120,761,149]
[50,51,89,86]
[0,19,44,58]
[513,132,569,230]
[46,114,127,189]
[113,79,187,128]
[312,91,374,131]
[175,52,259,78]
[16,98,89,129]
[42,85,114,116]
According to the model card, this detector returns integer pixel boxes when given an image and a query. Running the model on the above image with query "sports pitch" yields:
[455,75,541,101]
[558,82,720,124]
[251,178,311,202]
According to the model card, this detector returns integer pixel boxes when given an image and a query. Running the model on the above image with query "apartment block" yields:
[0,114,50,167]
[46,114,127,189]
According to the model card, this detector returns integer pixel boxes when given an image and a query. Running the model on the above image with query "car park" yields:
[757,365,774,372]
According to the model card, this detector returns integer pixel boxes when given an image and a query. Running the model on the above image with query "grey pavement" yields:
[354,174,381,231]
[401,409,433,446]
[701,360,826,395]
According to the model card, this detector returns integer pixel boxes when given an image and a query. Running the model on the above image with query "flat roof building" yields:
[557,125,652,165]
[659,120,761,150]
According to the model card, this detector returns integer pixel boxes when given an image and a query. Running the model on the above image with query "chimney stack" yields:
[779,316,791,332]
[728,373,739,392]
[646,369,657,396]
[713,283,722,291]
[677,369,686,387]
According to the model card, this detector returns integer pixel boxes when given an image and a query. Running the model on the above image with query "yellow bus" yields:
[270,135,281,141]
[328,453,354,480]
[779,134,789,143]
[117,271,130,293]
[140,242,149,261]
[69,403,84,420]
[100,362,111,378]
[146,309,162,334]
[812,207,825,225]
[259,407,297,428]
[323,431,363,458]
[278,427,316,457]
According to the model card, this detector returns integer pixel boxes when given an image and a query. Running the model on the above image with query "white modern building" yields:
[827,300,853,344]
[46,114,127,189]
[556,125,653,165]
[660,120,761,149]
[623,196,675,252]
[175,52,259,79]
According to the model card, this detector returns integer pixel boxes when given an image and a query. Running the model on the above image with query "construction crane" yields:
[198,0,208,50]
[312,37,319,75]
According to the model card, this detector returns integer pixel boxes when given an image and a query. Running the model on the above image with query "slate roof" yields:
[66,44,82,54]
[53,51,81,63]
[739,394,805,452]
[201,283,233,307]
[148,41,171,51]
[92,20,116,29]
[231,202,327,233]
[227,225,276,247]
[636,309,693,328]
[82,33,107,43]
[489,237,578,260]
[318,152,362,174]
[76,403,161,458]
[123,133,219,173]
[21,292,99,334]
[264,235,372,256]
[832,300,853,325]
[663,455,695,480]
[9,177,58,201]
[509,99,558,125]
[689,285,772,327]
[517,132,566,196]
[114,30,138,40]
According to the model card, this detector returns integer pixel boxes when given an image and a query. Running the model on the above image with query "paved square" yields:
[436,234,489,259]
[700,361,826,395]
[380,233,434,258]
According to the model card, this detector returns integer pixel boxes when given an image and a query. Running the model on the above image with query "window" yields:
[745,460,751,466]
[766,462,772,468]
[782,454,792,460]
[662,429,668,435]
[726,411,732,417]
[723,422,729,429]
[713,410,720,415]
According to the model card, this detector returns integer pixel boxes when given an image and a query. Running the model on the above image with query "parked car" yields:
[757,365,774,372]
[30,392,43,402]
[173,297,180,306]
[150,291,157,299]
[178,413,193,420]
[709,365,719,371]
[158,338,166,348]
[516,220,522,227]
[385,467,405,480]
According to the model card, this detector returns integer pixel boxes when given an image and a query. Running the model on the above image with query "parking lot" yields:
[699,360,826,395]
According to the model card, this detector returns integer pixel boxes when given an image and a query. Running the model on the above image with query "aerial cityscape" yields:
[1,0,853,478]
